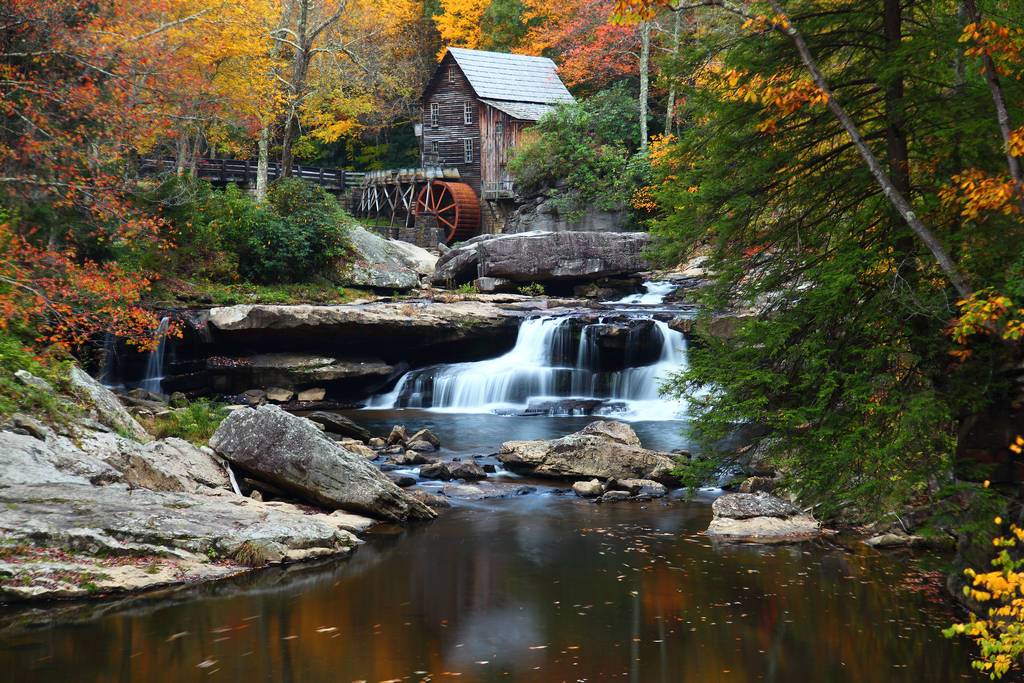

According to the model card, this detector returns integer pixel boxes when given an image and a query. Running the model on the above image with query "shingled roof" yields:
[447,47,574,106]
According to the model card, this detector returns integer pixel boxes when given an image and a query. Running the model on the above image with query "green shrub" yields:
[517,283,546,296]
[509,84,649,219]
[145,399,227,444]
[133,176,353,285]
[128,176,239,281]
[0,329,73,423]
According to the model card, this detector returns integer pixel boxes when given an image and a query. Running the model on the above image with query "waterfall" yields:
[139,316,170,394]
[369,315,689,421]
[608,281,678,305]
[97,332,120,389]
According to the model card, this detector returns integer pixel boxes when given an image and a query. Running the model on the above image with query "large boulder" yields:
[209,405,434,522]
[0,430,120,487]
[706,492,820,543]
[0,422,233,495]
[342,225,437,291]
[433,231,651,287]
[497,420,678,485]
[115,438,230,493]
[69,366,151,442]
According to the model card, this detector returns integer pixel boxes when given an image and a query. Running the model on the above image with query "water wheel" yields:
[414,181,480,243]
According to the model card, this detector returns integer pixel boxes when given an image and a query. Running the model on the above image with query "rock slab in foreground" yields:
[0,483,359,601]
[210,405,434,522]
[498,420,678,485]
[706,493,819,544]
[433,231,651,286]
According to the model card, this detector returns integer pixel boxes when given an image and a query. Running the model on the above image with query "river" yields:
[0,410,978,682]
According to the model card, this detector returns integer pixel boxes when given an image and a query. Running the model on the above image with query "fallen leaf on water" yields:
[196,659,217,669]
[166,632,189,642]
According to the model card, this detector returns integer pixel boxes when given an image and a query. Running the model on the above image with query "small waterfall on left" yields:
[139,316,170,394]
[97,332,120,388]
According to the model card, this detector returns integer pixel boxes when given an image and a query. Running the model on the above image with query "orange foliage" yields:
[961,20,1024,78]
[939,170,1020,222]
[0,222,165,351]
[698,66,828,134]
[520,0,639,88]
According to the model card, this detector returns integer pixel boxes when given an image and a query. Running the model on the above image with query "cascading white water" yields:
[608,281,678,305]
[97,332,121,389]
[139,316,170,394]
[369,315,689,420]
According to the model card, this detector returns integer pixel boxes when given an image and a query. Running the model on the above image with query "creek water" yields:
[0,411,978,682]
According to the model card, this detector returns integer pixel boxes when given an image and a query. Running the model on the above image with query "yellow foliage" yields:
[948,515,1024,679]
[697,66,828,135]
[939,169,1020,222]
[948,290,1024,359]
[434,0,489,51]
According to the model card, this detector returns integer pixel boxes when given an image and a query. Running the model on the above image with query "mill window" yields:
[464,102,474,125]
[449,66,455,83]
[464,138,474,163]
[430,102,439,127]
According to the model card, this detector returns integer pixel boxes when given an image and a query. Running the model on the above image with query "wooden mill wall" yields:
[479,105,526,191]
[420,54,482,197]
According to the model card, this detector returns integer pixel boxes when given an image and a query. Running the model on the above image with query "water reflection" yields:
[1,496,976,682]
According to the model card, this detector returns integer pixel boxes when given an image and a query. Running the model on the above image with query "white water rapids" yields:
[369,281,691,421]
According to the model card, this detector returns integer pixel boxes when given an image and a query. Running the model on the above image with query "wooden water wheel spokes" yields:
[415,180,481,243]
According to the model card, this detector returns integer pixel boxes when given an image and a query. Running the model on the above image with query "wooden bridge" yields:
[140,157,365,193]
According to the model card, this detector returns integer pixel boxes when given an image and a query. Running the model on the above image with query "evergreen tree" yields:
[638,0,1024,519]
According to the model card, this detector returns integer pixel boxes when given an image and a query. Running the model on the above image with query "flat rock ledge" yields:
[0,483,361,601]
[706,493,820,544]
[0,373,391,602]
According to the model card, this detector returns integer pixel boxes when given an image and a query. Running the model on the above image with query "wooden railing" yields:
[482,178,516,199]
[140,157,365,192]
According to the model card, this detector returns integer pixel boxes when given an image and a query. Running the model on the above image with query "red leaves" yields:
[0,222,164,352]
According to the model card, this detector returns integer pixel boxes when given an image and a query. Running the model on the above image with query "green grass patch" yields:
[0,329,76,424]
[147,278,372,306]
[141,399,228,445]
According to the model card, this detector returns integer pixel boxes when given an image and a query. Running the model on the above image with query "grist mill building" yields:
[354,47,574,244]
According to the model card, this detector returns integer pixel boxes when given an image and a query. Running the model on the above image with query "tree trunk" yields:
[280,0,310,178]
[175,133,188,177]
[766,0,970,298]
[962,0,1023,187]
[883,0,910,197]
[639,20,650,150]
[188,129,201,176]
[280,109,301,178]
[664,7,683,136]
[256,123,271,202]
